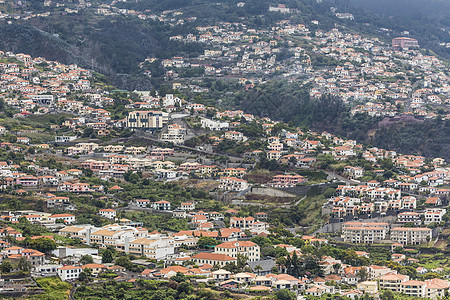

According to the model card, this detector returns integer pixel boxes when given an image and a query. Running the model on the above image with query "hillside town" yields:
[1,0,449,120]
[0,0,448,299]
[0,45,447,299]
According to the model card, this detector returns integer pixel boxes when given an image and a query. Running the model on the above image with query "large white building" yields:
[58,265,82,281]
[126,237,175,259]
[214,241,260,262]
[390,227,432,245]
[125,110,166,129]
[341,222,389,243]
[218,177,249,191]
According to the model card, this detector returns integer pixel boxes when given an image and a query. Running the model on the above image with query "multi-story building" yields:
[379,273,409,292]
[224,131,245,141]
[268,174,306,188]
[152,200,171,211]
[214,241,260,262]
[367,265,397,280]
[125,110,165,129]
[400,280,427,298]
[341,222,389,243]
[424,209,446,225]
[87,225,148,249]
[397,212,421,225]
[180,202,195,211]
[267,150,282,161]
[99,209,116,219]
[58,266,82,281]
[126,237,174,259]
[218,177,249,191]
[222,168,247,178]
[48,213,76,224]
[230,217,254,229]
[390,227,432,245]
[392,37,419,50]
[424,278,450,299]
[190,253,236,267]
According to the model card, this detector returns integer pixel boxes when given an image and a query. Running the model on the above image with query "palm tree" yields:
[254,264,263,275]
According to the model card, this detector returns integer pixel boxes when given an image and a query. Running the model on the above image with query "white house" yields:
[99,209,116,219]
[48,213,76,224]
[58,265,82,281]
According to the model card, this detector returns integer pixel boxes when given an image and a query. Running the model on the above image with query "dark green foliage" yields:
[74,279,201,300]
[29,238,57,253]
[347,0,450,60]
[275,289,296,300]
[197,236,219,248]
[280,252,324,278]
[101,249,114,264]
[0,261,12,273]
[240,82,345,128]
[371,119,450,160]
[80,255,94,265]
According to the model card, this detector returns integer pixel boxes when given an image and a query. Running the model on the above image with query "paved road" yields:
[324,170,360,185]
[133,131,245,163]
[292,195,307,207]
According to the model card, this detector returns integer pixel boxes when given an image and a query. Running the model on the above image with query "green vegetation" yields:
[371,119,450,161]
[74,278,221,300]
[32,276,72,300]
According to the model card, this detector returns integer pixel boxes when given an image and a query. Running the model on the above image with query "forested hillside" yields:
[229,82,450,160]
[347,0,450,61]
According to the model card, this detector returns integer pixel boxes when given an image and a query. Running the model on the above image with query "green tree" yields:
[18,257,30,272]
[102,249,114,263]
[197,236,218,249]
[29,238,57,253]
[357,268,369,281]
[380,289,395,300]
[177,281,193,294]
[274,289,296,300]
[79,268,93,282]
[80,255,94,265]
[0,261,12,273]
[171,272,186,283]
[115,255,132,270]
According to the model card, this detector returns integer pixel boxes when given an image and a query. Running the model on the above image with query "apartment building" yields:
[342,226,387,243]
[424,209,446,225]
[67,142,99,156]
[267,150,282,161]
[424,278,450,299]
[367,265,397,280]
[390,227,432,245]
[341,222,389,244]
[397,212,421,225]
[59,225,97,243]
[87,225,148,248]
[400,280,427,298]
[268,174,306,188]
[214,241,260,262]
[224,131,245,141]
[230,217,254,229]
[218,177,249,191]
[379,273,409,292]
[126,237,175,259]
[392,37,419,50]
[125,110,165,129]
[222,168,247,178]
